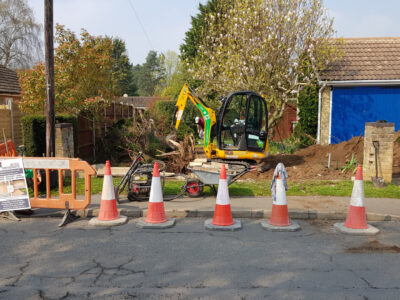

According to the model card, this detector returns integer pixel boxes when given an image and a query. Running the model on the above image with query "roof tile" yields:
[0,65,21,94]
[318,37,400,81]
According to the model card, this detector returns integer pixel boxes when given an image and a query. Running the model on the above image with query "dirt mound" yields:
[243,131,400,181]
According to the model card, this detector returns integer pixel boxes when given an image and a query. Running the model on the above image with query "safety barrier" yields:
[0,140,17,157]
[0,156,96,226]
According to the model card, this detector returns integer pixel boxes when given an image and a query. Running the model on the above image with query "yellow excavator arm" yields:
[173,84,216,158]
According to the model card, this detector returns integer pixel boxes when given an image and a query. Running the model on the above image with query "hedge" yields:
[21,114,78,157]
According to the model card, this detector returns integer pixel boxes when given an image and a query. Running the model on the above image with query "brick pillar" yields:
[363,122,394,182]
[55,123,74,158]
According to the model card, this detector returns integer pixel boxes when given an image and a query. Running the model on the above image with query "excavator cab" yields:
[218,91,268,154]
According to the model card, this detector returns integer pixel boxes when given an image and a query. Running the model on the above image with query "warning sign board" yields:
[0,158,30,212]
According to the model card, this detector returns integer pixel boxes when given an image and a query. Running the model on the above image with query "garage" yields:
[330,86,400,144]
[317,37,400,145]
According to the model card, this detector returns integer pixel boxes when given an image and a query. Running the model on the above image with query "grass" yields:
[50,177,400,199]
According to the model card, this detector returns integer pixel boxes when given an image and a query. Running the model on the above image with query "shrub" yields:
[298,82,319,138]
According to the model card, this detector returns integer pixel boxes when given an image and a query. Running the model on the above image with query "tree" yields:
[190,0,339,128]
[155,50,181,96]
[159,59,188,98]
[111,38,137,96]
[180,0,232,64]
[18,25,115,115]
[133,50,166,96]
[0,0,42,69]
[298,82,318,137]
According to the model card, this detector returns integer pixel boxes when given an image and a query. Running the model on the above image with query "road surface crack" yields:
[5,261,30,287]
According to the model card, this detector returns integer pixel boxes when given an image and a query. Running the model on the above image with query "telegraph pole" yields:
[44,0,55,157]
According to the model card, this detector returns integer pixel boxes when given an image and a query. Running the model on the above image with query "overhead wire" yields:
[127,0,154,49]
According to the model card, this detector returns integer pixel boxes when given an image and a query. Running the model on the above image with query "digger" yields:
[173,83,269,161]
[172,84,269,196]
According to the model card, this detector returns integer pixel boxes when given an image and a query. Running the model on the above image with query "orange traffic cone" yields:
[137,162,175,228]
[89,161,127,226]
[205,164,242,231]
[261,163,300,231]
[269,174,291,226]
[334,165,379,235]
[345,165,367,229]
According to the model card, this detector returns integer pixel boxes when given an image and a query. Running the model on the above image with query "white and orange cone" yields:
[205,164,242,231]
[137,162,175,228]
[89,161,127,226]
[269,174,291,227]
[334,165,379,235]
[261,163,300,231]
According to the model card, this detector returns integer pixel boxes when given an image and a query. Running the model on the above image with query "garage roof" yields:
[318,37,400,82]
[0,65,21,95]
[117,96,171,108]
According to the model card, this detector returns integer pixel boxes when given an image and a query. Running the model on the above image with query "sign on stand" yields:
[0,158,30,212]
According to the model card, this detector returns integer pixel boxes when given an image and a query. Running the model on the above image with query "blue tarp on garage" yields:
[330,86,400,144]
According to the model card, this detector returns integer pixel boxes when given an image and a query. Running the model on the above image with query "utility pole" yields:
[44,0,55,157]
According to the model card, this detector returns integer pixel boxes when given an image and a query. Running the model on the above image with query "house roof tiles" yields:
[318,37,400,82]
[117,96,171,108]
[0,65,21,94]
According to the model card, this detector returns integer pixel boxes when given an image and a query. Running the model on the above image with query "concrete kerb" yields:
[30,208,400,223]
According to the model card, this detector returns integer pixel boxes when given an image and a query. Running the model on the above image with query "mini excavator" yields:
[173,83,269,161]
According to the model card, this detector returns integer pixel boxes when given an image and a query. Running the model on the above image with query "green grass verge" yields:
[38,177,400,199]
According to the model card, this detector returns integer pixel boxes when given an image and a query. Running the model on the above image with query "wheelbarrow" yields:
[186,160,256,197]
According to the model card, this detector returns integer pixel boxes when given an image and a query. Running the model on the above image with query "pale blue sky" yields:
[27,0,400,65]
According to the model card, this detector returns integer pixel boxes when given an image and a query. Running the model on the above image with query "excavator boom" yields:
[173,84,216,157]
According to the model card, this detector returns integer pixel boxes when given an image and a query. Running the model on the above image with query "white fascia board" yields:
[319,80,400,87]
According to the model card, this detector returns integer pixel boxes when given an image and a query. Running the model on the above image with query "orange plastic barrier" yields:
[0,140,17,157]
[1,157,96,210]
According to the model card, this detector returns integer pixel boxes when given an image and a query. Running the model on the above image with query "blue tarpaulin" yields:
[330,86,400,144]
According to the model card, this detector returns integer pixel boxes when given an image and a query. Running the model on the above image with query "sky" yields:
[27,0,400,65]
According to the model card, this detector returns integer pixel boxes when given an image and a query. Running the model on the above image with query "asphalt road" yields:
[0,217,400,299]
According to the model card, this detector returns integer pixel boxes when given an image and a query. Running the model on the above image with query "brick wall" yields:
[363,122,394,182]
[320,86,331,145]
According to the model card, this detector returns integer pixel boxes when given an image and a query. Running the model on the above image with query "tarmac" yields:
[74,194,400,222]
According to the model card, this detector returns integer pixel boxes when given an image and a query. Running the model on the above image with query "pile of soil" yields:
[242,130,400,181]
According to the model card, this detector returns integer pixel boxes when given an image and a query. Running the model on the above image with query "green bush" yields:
[298,82,319,138]
[21,115,46,157]
[21,115,78,157]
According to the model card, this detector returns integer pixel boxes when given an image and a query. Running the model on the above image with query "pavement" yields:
[70,193,400,222]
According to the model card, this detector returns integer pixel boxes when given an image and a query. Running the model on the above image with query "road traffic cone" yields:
[269,174,290,226]
[205,164,241,231]
[89,161,127,226]
[334,165,379,235]
[137,162,175,229]
[261,163,300,231]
